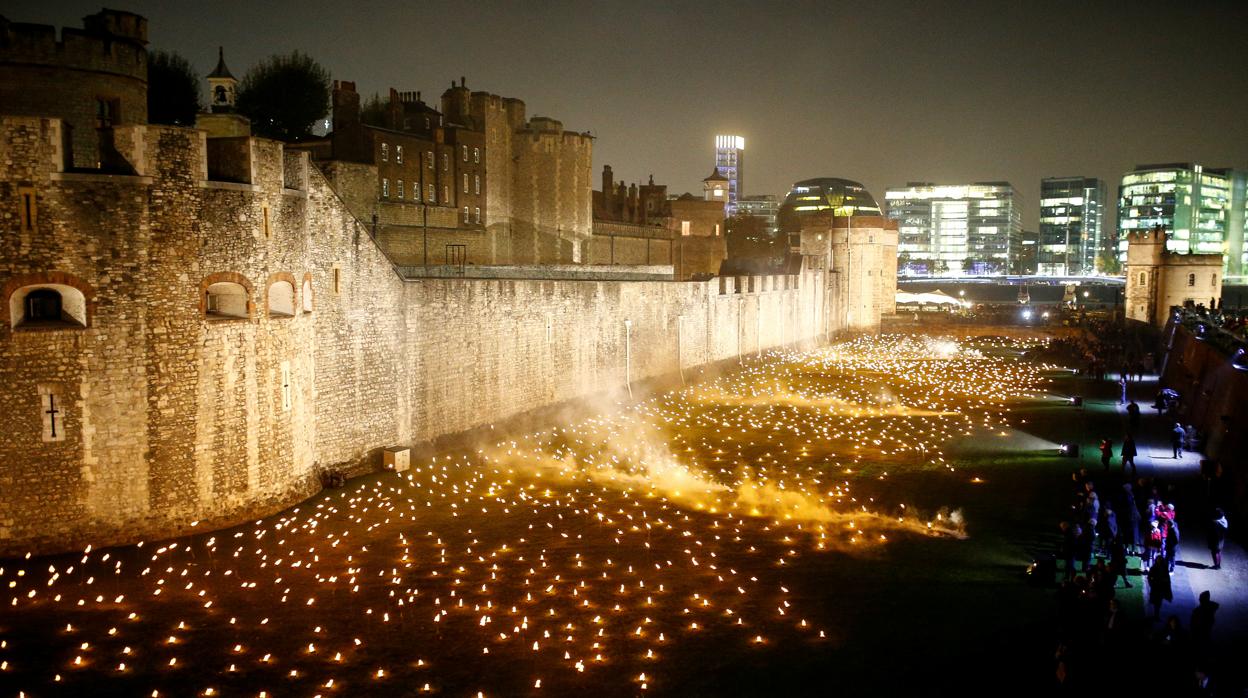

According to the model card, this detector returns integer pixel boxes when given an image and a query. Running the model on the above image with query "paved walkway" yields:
[1110,373,1247,673]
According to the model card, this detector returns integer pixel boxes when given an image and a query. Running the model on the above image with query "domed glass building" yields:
[777,178,882,232]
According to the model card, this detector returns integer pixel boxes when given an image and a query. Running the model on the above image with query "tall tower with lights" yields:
[714,135,744,216]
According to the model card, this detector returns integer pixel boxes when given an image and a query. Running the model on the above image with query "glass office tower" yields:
[714,135,745,216]
[1038,176,1106,276]
[1117,164,1247,274]
[884,182,1023,276]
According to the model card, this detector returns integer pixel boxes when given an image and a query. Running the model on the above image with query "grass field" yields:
[0,333,1100,696]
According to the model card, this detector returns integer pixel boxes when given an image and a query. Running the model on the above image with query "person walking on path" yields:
[1146,519,1163,570]
[1207,509,1228,570]
[1099,439,1114,474]
[1190,591,1219,654]
[1126,401,1141,434]
[1110,537,1132,589]
[1098,508,1118,556]
[1122,484,1142,556]
[1172,423,1186,459]
[1119,374,1128,404]
[1164,517,1181,573]
[1147,560,1172,621]
[1121,436,1138,478]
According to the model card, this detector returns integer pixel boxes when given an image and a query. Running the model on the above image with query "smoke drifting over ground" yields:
[0,333,1052,697]
[481,334,1049,548]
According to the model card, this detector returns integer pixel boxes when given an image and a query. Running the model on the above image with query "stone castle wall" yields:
[0,117,410,553]
[404,272,825,443]
[0,13,148,169]
[0,117,857,555]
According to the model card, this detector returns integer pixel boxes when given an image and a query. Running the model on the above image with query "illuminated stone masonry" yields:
[0,335,1051,696]
[0,113,897,555]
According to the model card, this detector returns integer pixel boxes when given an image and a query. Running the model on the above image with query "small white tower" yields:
[207,47,237,113]
[703,167,729,210]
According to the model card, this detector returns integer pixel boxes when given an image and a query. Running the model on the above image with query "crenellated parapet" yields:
[0,10,148,169]
[0,10,146,81]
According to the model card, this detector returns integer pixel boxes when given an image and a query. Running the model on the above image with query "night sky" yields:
[9,0,1248,228]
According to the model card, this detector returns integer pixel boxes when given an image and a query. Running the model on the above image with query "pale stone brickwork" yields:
[799,214,900,332]
[0,117,409,553]
[0,10,148,169]
[1125,226,1223,327]
[1,115,888,555]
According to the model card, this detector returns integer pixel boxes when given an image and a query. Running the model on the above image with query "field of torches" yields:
[0,334,1054,696]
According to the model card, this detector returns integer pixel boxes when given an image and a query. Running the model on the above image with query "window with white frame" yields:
[381,143,389,162]
[473,147,479,163]
[396,179,404,200]
[426,151,433,169]
[413,182,421,201]
[474,175,480,194]
[463,173,469,193]
[463,206,469,223]
[382,178,389,197]
[428,184,436,203]
[396,145,403,163]
[462,145,468,161]
[474,206,480,223]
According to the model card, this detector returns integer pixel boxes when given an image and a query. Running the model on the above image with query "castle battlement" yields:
[1,116,308,201]
[0,12,147,83]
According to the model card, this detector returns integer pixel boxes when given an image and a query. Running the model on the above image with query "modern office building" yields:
[737,194,779,233]
[1117,163,1248,276]
[884,182,1023,276]
[1038,176,1106,276]
[778,178,883,229]
[714,135,744,216]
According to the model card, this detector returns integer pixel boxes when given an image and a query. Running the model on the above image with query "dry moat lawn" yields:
[1,333,1089,696]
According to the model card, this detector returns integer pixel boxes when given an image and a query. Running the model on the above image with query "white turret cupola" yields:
[207,47,237,113]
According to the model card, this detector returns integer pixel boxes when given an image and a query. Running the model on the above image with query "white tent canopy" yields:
[896,289,965,306]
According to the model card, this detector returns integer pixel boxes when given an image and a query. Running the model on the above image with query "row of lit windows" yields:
[382,178,448,204]
[380,143,452,172]
[381,142,483,167]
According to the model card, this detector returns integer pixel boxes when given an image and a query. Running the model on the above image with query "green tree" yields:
[236,51,331,142]
[1097,243,1123,275]
[147,50,201,125]
[360,93,387,127]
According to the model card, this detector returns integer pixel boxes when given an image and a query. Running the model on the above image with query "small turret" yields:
[207,47,237,113]
[703,167,729,205]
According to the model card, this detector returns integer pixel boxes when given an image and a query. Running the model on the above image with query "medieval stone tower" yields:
[0,9,148,169]
[1124,224,1223,326]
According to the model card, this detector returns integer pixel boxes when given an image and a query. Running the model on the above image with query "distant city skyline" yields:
[9,0,1247,232]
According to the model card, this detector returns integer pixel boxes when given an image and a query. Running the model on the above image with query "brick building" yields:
[0,8,894,556]
[294,78,591,267]
[589,166,726,278]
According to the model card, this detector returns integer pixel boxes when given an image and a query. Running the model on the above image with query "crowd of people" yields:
[1052,467,1228,692]
[1182,302,1247,340]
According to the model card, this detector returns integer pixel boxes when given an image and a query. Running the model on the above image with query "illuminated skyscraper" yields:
[884,182,1023,277]
[714,135,744,215]
[1117,163,1247,276]
[1038,176,1105,276]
